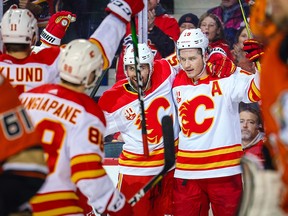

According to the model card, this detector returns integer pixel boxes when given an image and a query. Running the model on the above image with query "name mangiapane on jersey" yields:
[20,96,81,124]
[0,66,43,82]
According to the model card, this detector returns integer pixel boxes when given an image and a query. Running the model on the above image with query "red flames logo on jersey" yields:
[179,96,214,137]
[124,107,136,120]
[135,97,171,144]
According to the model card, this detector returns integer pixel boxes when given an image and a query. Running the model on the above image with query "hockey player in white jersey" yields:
[98,43,179,216]
[0,0,143,94]
[0,6,77,93]
[172,28,261,216]
[20,39,134,216]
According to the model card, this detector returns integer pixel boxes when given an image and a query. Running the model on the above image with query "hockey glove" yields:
[243,39,264,62]
[40,11,76,46]
[105,0,144,23]
[206,52,236,78]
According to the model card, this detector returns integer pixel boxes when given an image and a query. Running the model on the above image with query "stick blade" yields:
[161,115,175,172]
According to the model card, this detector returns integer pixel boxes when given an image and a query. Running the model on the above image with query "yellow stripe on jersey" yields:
[248,80,261,102]
[70,154,102,166]
[122,147,164,159]
[30,191,79,203]
[177,158,240,170]
[71,169,106,183]
[119,158,164,167]
[32,206,83,216]
[178,145,242,158]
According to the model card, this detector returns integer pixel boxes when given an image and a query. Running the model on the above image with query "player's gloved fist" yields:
[40,11,76,46]
[105,0,144,23]
[206,52,236,78]
[243,39,264,62]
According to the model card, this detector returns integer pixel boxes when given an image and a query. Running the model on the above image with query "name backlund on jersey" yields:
[0,66,43,82]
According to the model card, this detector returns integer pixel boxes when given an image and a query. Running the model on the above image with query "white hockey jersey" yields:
[98,59,179,176]
[172,67,261,179]
[0,47,60,94]
[20,84,116,215]
[0,14,126,94]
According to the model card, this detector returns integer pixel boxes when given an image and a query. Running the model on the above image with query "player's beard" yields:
[129,76,149,91]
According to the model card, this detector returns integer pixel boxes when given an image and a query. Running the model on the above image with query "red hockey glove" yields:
[243,39,264,62]
[40,11,76,46]
[105,0,144,23]
[206,52,236,78]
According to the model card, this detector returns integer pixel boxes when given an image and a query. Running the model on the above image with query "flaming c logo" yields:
[135,97,170,144]
[179,95,214,137]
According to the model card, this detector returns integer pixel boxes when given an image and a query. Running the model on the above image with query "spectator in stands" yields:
[178,13,199,34]
[207,0,250,49]
[239,102,265,162]
[199,12,234,60]
[115,0,180,81]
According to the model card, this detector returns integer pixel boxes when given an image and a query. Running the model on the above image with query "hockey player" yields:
[115,0,180,81]
[172,28,260,216]
[98,35,237,215]
[98,43,179,216]
[0,6,76,93]
[0,74,47,215]
[0,0,143,94]
[20,39,133,216]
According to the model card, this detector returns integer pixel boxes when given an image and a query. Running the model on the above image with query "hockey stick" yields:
[128,115,175,206]
[238,0,261,72]
[89,69,109,98]
[130,17,149,157]
[138,0,148,43]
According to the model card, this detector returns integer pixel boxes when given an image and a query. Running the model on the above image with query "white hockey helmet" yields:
[123,43,154,74]
[0,6,38,45]
[177,28,209,56]
[59,39,103,89]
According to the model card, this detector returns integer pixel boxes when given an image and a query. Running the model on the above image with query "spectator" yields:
[239,102,265,162]
[208,0,250,49]
[172,28,260,216]
[98,43,179,216]
[115,0,180,81]
[199,12,234,60]
[0,74,47,215]
[231,26,256,73]
[178,13,199,34]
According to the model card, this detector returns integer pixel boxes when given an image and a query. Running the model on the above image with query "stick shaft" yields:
[131,17,149,157]
[89,69,109,98]
[128,115,175,206]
